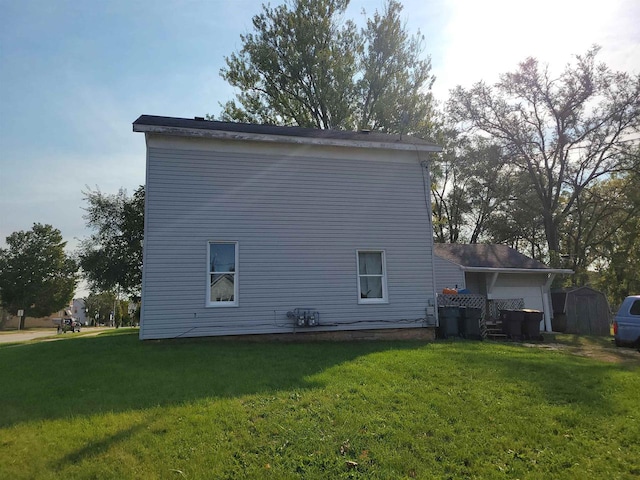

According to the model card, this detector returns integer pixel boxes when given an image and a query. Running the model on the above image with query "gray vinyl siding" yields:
[433,255,465,293]
[140,136,437,339]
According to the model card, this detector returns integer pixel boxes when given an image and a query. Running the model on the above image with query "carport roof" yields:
[434,244,573,274]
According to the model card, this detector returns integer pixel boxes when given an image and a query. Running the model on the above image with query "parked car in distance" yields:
[56,318,81,334]
[613,295,640,347]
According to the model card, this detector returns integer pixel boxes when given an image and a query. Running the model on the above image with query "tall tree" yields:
[431,131,512,244]
[357,0,434,134]
[220,0,359,129]
[83,291,115,326]
[448,47,640,264]
[462,142,512,244]
[430,134,470,244]
[83,291,131,326]
[0,224,78,329]
[79,186,145,297]
[219,0,435,134]
[560,175,635,285]
[484,171,548,259]
[591,167,640,306]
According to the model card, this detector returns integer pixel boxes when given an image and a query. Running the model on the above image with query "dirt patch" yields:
[523,336,640,365]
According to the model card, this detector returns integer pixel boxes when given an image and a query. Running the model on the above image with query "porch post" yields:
[542,274,556,332]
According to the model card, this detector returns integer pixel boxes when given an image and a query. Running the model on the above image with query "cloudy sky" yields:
[1,0,639,272]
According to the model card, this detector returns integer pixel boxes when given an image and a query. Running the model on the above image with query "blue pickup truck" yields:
[614,295,640,347]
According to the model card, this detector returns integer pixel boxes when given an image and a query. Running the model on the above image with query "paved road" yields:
[0,327,115,344]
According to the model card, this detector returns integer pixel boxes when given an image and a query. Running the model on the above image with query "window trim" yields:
[206,241,239,307]
[356,249,388,304]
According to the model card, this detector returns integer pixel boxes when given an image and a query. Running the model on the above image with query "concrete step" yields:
[486,333,508,339]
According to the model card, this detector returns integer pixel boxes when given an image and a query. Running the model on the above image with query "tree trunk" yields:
[543,213,561,267]
[19,314,26,330]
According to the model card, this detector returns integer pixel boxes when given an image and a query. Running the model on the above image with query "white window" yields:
[207,242,238,307]
[357,250,388,303]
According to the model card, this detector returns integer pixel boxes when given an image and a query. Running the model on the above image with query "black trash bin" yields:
[459,307,482,339]
[522,309,544,340]
[437,306,460,339]
[551,315,567,333]
[501,309,524,338]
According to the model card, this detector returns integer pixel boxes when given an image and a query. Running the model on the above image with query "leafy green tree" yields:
[591,168,640,306]
[83,290,132,326]
[0,312,8,330]
[431,131,513,244]
[484,172,548,260]
[430,141,470,243]
[0,224,78,329]
[559,175,635,285]
[357,0,434,134]
[219,0,435,135]
[448,47,640,265]
[83,291,115,326]
[118,299,132,327]
[79,186,144,297]
[220,0,358,128]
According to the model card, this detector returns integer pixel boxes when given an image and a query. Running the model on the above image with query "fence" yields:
[487,298,525,319]
[437,294,486,338]
[437,294,525,339]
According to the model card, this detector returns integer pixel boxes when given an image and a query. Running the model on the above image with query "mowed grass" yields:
[1,331,638,479]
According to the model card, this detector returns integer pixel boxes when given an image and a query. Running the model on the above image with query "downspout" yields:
[542,273,556,332]
[420,154,439,327]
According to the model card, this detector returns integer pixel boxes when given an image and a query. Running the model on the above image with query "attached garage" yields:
[434,244,573,332]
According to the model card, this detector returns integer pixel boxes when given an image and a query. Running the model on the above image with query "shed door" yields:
[575,294,597,335]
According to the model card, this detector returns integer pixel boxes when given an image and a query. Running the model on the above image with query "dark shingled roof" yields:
[133,115,441,149]
[433,244,551,270]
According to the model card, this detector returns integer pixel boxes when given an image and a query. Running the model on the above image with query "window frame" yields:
[356,249,388,304]
[206,241,239,307]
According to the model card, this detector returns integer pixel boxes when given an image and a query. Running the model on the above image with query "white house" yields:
[133,115,443,340]
[433,243,573,331]
[72,298,88,325]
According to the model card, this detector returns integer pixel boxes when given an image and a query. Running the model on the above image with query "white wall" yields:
[488,273,550,330]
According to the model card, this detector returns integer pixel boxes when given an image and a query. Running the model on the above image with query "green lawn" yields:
[1,331,638,479]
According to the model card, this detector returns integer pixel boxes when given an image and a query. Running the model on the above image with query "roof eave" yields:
[462,266,574,274]
[133,123,443,153]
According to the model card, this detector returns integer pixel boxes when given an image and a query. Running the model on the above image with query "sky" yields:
[1,0,639,296]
